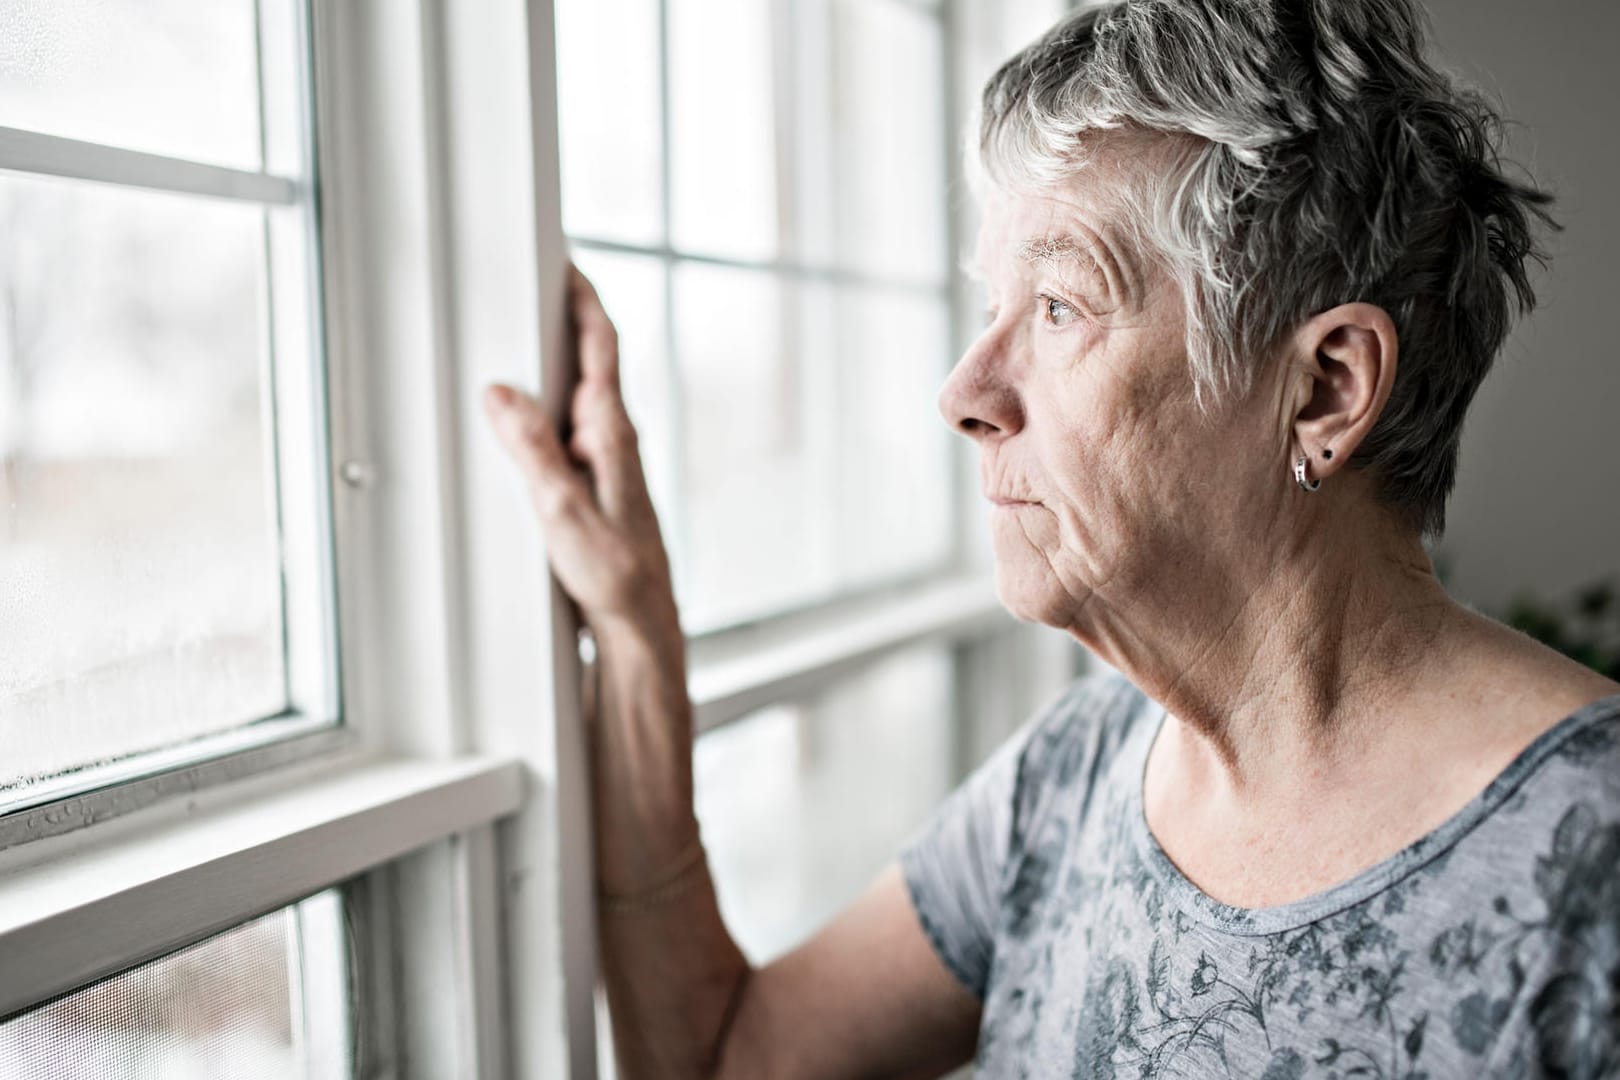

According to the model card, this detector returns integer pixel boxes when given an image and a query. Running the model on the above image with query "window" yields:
[557,0,957,632]
[1,3,529,1077]
[0,0,336,809]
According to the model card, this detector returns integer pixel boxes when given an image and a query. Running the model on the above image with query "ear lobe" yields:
[1289,304,1398,479]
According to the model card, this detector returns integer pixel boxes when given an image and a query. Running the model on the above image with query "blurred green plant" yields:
[1505,578,1620,678]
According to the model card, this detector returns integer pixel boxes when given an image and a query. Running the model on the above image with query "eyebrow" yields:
[1015,231,1132,306]
[1016,235,1089,265]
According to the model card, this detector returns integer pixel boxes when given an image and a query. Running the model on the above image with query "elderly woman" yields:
[485,0,1620,1075]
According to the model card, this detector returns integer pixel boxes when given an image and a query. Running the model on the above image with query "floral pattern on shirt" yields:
[901,676,1620,1079]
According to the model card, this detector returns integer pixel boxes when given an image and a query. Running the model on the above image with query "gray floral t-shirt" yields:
[901,674,1620,1079]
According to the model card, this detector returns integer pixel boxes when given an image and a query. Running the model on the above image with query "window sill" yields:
[0,754,524,1020]
[687,573,1012,733]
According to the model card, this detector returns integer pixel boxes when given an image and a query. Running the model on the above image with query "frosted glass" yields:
[0,175,285,793]
[0,0,265,170]
[695,646,955,961]
[668,0,779,261]
[556,0,664,244]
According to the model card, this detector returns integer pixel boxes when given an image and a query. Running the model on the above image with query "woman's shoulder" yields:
[1453,691,1620,918]
[1502,688,1620,801]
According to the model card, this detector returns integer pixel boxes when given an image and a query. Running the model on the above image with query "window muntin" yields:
[0,0,337,802]
[555,0,957,635]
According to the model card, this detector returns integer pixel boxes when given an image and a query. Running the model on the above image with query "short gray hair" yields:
[978,0,1556,535]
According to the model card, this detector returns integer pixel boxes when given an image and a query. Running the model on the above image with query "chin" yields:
[987,516,1075,625]
[991,556,1076,629]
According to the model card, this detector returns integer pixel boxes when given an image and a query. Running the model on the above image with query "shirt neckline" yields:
[1125,686,1620,936]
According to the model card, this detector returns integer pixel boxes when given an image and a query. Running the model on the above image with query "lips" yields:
[981,459,1037,507]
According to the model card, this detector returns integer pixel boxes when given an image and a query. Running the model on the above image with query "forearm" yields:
[591,616,699,887]
[590,619,755,1077]
[485,291,770,1075]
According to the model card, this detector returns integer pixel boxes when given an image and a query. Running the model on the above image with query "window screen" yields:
[0,891,350,1080]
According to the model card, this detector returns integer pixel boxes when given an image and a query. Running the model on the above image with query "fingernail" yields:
[485,384,515,410]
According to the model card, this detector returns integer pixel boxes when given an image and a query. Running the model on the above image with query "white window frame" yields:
[0,1,1082,1078]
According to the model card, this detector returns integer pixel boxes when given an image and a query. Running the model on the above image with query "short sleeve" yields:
[898,674,1137,999]
[898,679,1090,999]
[907,670,1134,1003]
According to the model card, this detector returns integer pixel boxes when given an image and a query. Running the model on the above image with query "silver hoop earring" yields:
[1294,455,1321,493]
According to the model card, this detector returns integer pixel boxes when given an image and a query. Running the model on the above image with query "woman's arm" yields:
[483,268,981,1078]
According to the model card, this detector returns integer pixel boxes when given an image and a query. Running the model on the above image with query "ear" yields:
[1286,302,1398,480]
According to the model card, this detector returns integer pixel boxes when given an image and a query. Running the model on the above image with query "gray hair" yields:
[978,0,1556,535]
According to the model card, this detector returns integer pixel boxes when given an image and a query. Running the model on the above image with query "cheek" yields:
[1042,381,1151,515]
[1036,370,1190,573]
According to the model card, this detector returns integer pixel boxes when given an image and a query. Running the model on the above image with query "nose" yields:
[937,326,1024,442]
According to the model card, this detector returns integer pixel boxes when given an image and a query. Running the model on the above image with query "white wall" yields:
[1425,0,1620,613]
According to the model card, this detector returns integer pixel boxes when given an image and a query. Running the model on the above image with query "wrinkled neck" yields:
[1069,500,1456,792]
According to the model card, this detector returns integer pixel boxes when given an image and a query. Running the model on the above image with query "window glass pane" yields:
[695,646,955,961]
[668,0,779,261]
[0,0,264,170]
[671,269,955,631]
[556,0,664,245]
[829,0,949,281]
[674,264,837,630]
[0,892,348,1079]
[0,175,286,793]
[785,0,837,268]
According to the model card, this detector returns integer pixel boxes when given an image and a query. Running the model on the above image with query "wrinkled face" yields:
[939,177,1281,634]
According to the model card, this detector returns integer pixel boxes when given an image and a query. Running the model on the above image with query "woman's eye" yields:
[1042,295,1081,327]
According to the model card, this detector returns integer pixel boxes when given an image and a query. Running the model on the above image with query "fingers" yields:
[484,382,675,625]
[565,265,655,520]
[483,384,604,533]
[568,390,648,521]
[570,265,621,392]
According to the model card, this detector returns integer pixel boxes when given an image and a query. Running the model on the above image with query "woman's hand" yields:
[486,266,696,896]
[483,266,679,640]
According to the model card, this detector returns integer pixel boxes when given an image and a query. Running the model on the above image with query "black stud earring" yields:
[1322,448,1334,461]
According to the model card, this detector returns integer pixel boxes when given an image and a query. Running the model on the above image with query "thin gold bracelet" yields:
[598,837,709,917]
